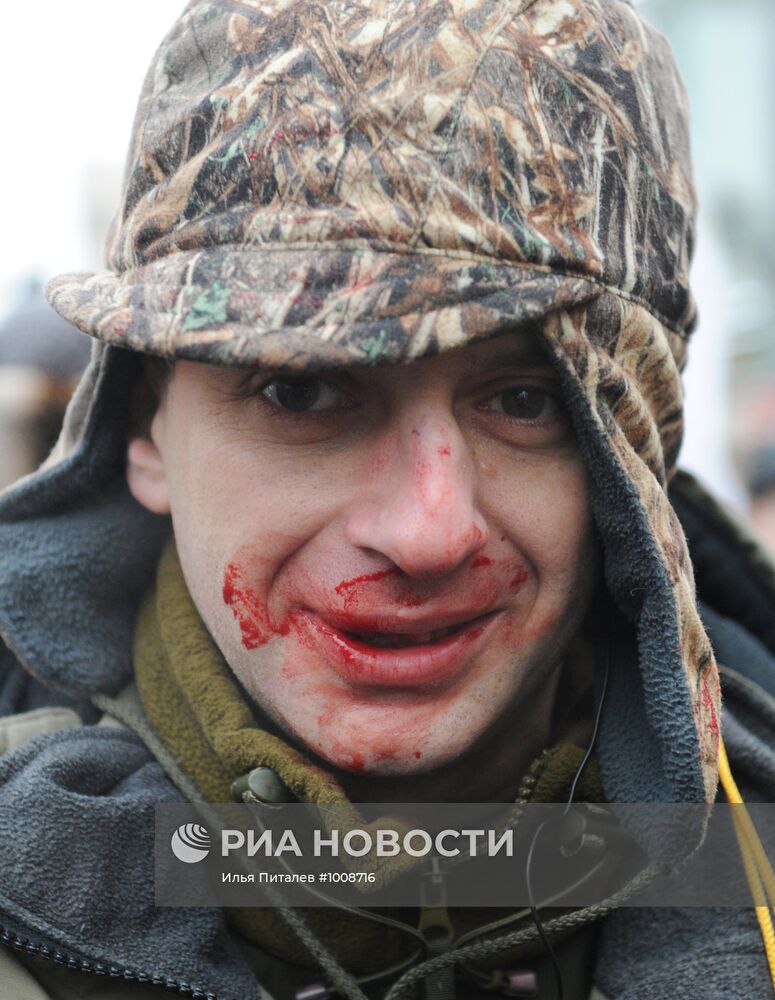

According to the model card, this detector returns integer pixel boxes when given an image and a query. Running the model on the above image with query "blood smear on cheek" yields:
[223,562,292,649]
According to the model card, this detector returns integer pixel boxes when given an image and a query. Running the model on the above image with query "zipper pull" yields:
[418,857,456,1000]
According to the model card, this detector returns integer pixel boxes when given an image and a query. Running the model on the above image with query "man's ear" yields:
[126,357,174,515]
[127,427,170,514]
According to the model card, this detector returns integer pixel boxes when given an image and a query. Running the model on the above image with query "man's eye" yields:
[261,377,350,413]
[485,386,561,421]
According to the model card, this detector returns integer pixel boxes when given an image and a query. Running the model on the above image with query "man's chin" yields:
[303,724,477,780]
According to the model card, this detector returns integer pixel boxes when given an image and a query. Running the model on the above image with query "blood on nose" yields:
[345,420,488,578]
[399,425,487,572]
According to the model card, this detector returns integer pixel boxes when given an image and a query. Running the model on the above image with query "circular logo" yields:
[170,823,211,863]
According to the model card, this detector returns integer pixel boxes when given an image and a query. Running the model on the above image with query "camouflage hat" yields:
[47,0,696,370]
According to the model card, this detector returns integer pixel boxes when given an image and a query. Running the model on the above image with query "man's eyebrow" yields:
[484,346,554,369]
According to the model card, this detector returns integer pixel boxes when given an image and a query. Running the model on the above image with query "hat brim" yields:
[46,247,602,370]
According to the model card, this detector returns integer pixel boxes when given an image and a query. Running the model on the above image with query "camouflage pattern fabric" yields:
[46,0,719,801]
[47,0,696,367]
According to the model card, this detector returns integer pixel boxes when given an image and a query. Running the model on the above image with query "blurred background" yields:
[0,1,773,549]
[643,0,775,550]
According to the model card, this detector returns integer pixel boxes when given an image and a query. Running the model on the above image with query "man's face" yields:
[130,332,598,777]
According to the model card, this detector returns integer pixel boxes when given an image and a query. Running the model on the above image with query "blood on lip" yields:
[224,553,526,652]
[315,614,489,662]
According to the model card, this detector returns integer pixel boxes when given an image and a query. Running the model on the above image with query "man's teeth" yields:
[348,624,464,648]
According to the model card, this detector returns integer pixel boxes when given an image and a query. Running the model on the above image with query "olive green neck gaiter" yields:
[134,539,604,974]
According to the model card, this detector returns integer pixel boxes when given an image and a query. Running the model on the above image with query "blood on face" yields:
[222,560,295,649]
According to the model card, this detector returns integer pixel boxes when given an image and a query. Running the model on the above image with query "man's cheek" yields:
[498,612,559,650]
[227,642,287,717]
[222,560,279,649]
[220,546,297,649]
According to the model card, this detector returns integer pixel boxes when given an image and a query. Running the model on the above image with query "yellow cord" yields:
[717,736,775,992]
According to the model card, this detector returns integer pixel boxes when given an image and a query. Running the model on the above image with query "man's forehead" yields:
[250,329,554,381]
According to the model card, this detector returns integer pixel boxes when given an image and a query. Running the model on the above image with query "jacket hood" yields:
[1,0,720,808]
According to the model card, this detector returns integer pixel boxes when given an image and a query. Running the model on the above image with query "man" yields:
[1,0,774,997]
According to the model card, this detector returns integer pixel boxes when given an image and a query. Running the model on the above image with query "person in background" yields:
[747,443,775,555]
[0,281,90,489]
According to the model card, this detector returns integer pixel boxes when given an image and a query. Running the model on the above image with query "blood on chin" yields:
[224,629,487,776]
[297,703,474,776]
[271,631,543,777]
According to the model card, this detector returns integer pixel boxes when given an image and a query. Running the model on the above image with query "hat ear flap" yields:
[537,300,719,806]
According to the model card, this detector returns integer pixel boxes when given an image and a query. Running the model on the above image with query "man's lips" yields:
[345,621,473,648]
[335,609,497,648]
[293,608,504,688]
[309,608,502,638]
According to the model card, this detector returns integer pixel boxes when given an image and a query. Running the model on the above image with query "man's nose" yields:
[345,415,489,580]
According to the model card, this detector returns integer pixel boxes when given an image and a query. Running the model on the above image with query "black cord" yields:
[565,642,610,812]
[524,638,611,1000]
[525,820,565,1000]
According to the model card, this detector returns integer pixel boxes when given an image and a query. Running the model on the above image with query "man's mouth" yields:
[293,609,503,688]
[343,620,480,648]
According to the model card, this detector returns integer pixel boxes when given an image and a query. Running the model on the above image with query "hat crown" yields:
[108,0,696,335]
